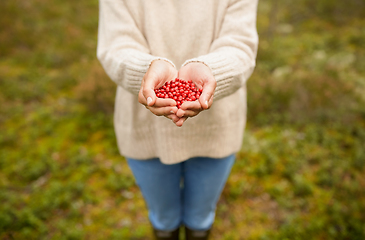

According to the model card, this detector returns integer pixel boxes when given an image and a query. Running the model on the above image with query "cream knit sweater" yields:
[97,0,259,164]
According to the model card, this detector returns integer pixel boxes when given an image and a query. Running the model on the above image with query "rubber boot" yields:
[185,226,210,240]
[153,227,180,240]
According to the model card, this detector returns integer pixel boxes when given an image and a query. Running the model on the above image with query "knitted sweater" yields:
[97,0,259,164]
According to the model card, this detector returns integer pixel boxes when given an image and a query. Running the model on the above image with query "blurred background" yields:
[1,0,364,239]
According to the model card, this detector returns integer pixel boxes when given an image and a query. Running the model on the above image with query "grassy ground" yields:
[1,0,364,239]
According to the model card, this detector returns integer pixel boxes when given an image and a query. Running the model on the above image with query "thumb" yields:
[144,88,156,106]
[199,78,216,109]
[142,74,159,106]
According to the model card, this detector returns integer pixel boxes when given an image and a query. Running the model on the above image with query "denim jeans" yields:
[126,154,235,231]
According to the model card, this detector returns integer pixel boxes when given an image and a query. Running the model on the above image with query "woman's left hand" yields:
[174,62,216,127]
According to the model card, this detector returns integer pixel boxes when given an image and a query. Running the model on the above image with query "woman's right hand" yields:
[138,59,180,121]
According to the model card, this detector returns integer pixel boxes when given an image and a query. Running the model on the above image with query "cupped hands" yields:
[139,60,216,127]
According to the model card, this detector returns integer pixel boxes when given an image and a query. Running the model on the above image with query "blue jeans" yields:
[127,154,235,231]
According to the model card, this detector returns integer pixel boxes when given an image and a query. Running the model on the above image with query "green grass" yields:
[1,0,364,239]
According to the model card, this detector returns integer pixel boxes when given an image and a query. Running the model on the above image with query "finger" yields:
[154,98,177,107]
[176,108,185,118]
[175,117,188,127]
[208,95,214,108]
[147,106,178,117]
[138,86,145,105]
[170,114,181,123]
[176,101,202,118]
[177,109,199,118]
[140,95,177,108]
[164,113,176,120]
[142,69,163,106]
[180,101,202,112]
[142,86,157,106]
[139,76,157,107]
[199,78,216,110]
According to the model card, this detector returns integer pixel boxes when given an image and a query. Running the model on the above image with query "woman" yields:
[97,0,258,239]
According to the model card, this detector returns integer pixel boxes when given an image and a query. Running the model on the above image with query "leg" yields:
[182,154,235,234]
[127,158,182,233]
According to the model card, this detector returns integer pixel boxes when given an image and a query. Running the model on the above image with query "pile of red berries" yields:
[154,78,202,108]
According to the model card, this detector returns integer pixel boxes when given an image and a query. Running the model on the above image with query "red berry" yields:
[154,78,202,108]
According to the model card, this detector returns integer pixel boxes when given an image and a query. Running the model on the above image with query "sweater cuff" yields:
[182,53,238,101]
[149,57,176,69]
[119,50,175,95]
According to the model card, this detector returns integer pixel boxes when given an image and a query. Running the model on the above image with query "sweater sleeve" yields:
[96,0,174,95]
[182,0,259,101]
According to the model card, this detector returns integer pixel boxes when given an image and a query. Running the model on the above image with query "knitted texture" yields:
[97,0,259,164]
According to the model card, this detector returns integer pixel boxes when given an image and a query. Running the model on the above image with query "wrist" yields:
[149,57,176,69]
[181,59,210,70]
